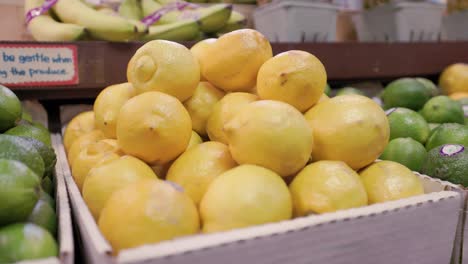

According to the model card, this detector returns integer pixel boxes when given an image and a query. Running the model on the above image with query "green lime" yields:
[421,144,468,186]
[0,135,45,178]
[380,137,427,172]
[39,188,55,209]
[460,99,468,124]
[386,107,430,143]
[0,223,58,262]
[420,96,464,124]
[27,199,57,236]
[382,78,431,110]
[5,123,52,147]
[324,83,331,96]
[0,159,40,226]
[335,87,366,96]
[458,98,468,106]
[21,137,56,178]
[21,110,33,123]
[41,176,54,196]
[415,77,439,97]
[425,123,468,151]
[0,85,22,132]
[428,123,441,137]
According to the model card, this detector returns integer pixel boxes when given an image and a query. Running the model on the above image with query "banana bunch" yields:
[24,0,247,42]
[185,0,257,4]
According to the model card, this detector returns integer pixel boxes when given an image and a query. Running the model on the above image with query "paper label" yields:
[0,44,79,86]
[440,144,464,156]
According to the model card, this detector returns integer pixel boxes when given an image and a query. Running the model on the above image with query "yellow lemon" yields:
[188,130,203,149]
[303,94,330,113]
[116,91,192,165]
[359,160,424,204]
[63,111,95,152]
[289,161,368,216]
[318,93,330,103]
[127,40,200,102]
[198,29,272,92]
[67,130,106,165]
[71,139,122,190]
[98,179,199,254]
[304,95,389,170]
[439,63,468,95]
[449,92,468,100]
[224,100,313,177]
[94,83,136,139]
[166,142,237,206]
[150,130,203,178]
[83,155,158,220]
[206,92,258,144]
[190,38,216,81]
[200,165,292,233]
[257,50,327,112]
[183,82,225,136]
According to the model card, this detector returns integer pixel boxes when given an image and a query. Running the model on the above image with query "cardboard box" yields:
[56,105,464,264]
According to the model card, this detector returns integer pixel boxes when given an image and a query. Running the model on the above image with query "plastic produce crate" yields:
[356,1,444,42]
[442,10,468,41]
[57,106,465,264]
[253,0,339,42]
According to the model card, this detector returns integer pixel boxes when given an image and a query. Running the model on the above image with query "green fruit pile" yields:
[377,77,468,187]
[0,85,59,262]
[26,0,247,42]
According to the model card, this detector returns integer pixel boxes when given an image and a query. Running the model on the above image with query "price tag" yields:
[0,44,79,86]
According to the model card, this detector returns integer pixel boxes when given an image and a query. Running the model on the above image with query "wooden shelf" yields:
[3,41,468,100]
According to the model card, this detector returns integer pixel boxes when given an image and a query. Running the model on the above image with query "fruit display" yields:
[0,85,59,262]
[25,0,247,42]
[61,29,437,255]
[372,67,468,187]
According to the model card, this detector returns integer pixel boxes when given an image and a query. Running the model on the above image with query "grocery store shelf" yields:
[3,40,468,100]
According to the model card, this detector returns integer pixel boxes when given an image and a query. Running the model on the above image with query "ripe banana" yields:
[155,0,177,5]
[147,3,232,32]
[119,0,143,20]
[53,0,143,41]
[24,0,87,41]
[217,10,246,34]
[98,5,148,34]
[195,3,232,33]
[142,19,200,41]
[141,0,162,17]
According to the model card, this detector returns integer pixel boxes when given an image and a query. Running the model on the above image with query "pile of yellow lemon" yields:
[63,29,425,254]
[439,63,468,100]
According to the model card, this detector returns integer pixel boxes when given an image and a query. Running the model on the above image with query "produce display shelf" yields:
[2,41,468,100]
